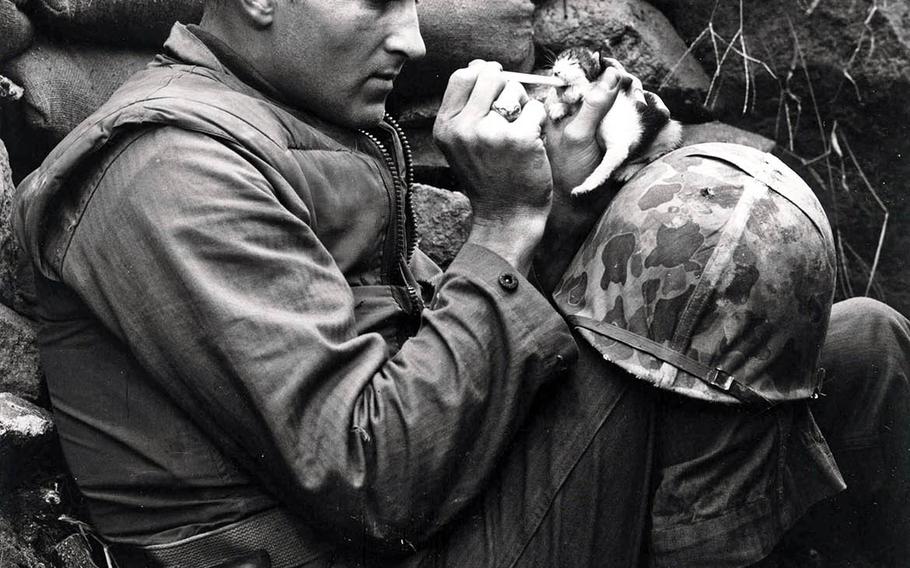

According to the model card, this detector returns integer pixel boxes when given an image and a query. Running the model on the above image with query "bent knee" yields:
[824,297,910,375]
[831,297,909,338]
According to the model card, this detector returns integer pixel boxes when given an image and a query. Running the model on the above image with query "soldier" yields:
[12,0,910,566]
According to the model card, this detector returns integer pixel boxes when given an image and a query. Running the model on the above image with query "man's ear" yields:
[238,0,275,28]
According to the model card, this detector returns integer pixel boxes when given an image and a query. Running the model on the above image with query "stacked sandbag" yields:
[3,38,154,143]
[395,0,537,99]
[0,0,34,62]
[29,0,204,46]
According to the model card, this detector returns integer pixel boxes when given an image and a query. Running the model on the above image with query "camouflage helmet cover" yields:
[553,143,836,404]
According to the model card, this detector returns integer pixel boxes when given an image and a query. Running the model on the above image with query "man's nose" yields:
[386,1,426,60]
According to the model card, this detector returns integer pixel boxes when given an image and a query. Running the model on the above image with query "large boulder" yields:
[0,393,54,491]
[0,138,33,317]
[0,140,19,301]
[533,0,714,121]
[649,0,910,315]
[0,302,42,401]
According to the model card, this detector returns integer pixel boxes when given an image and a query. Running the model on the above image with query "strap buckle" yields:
[705,367,735,391]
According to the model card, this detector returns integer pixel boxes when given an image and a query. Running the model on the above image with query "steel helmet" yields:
[553,143,836,405]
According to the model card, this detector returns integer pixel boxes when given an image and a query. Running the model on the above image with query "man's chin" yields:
[299,97,388,130]
[348,102,389,128]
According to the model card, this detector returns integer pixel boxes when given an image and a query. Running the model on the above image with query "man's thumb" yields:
[571,68,621,140]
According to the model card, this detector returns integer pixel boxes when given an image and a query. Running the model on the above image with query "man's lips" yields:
[371,64,404,82]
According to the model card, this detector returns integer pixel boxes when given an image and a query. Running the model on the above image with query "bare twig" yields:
[658,1,776,114]
[843,240,888,298]
[832,1,879,103]
[658,27,710,91]
[842,135,889,296]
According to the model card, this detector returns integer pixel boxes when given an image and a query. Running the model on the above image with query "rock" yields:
[404,126,458,190]
[0,393,54,491]
[391,97,442,128]
[533,0,713,121]
[0,138,32,317]
[650,0,910,316]
[411,184,472,269]
[0,302,42,401]
[0,518,49,568]
[55,534,100,568]
[681,121,776,153]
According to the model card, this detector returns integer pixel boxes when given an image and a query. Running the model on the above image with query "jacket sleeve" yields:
[61,126,578,550]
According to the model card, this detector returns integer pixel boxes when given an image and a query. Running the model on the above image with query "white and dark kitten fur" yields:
[545,47,682,196]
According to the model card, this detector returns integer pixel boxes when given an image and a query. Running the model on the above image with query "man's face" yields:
[269,0,425,128]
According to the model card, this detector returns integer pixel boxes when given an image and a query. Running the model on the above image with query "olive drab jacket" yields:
[13,23,576,551]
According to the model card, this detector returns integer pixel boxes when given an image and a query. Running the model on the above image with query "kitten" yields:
[545,47,682,196]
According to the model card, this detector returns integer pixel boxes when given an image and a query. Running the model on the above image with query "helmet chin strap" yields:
[566,314,773,408]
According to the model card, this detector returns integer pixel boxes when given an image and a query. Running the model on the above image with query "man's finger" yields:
[568,68,621,140]
[438,65,482,119]
[513,99,547,137]
[461,62,507,120]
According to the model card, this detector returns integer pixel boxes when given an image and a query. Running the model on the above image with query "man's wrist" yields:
[467,210,548,275]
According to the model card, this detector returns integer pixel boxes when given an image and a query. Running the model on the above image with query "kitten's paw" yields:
[547,104,569,122]
[614,163,646,183]
[571,183,597,197]
[562,86,584,105]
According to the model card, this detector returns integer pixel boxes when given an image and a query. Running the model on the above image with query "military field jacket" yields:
[14,24,577,551]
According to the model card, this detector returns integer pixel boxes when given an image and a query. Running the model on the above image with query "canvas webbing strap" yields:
[120,508,325,568]
[567,314,773,408]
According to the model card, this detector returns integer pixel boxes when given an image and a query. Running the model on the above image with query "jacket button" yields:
[498,272,519,291]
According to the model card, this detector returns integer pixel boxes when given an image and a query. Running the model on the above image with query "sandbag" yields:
[2,38,155,143]
[395,0,536,99]
[0,0,34,62]
[30,0,204,47]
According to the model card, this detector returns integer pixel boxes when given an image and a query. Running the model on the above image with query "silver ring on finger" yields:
[491,103,521,122]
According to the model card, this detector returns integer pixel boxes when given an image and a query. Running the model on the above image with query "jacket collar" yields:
[156,22,365,144]
[158,23,286,107]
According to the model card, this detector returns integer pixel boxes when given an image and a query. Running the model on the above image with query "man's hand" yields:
[534,67,633,293]
[434,61,553,274]
[544,67,629,195]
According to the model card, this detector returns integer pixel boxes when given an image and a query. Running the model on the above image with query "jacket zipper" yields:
[359,116,424,316]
